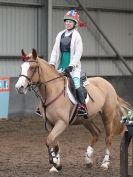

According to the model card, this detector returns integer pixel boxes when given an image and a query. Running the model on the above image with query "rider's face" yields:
[64,20,75,30]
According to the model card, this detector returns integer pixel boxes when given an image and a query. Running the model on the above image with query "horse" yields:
[15,49,129,172]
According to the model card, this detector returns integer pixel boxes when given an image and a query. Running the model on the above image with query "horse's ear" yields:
[21,49,28,61]
[21,49,26,56]
[32,48,37,59]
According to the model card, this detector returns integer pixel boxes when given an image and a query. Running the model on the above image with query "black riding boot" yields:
[76,87,88,117]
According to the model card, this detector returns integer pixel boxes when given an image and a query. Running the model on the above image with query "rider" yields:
[49,10,88,116]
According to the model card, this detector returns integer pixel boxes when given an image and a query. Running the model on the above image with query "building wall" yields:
[52,9,133,56]
[51,0,133,75]
[0,6,38,56]
[52,0,133,10]
[0,0,133,77]
[0,0,48,77]
[82,57,133,76]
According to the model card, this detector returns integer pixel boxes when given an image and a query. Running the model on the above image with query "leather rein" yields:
[19,60,66,111]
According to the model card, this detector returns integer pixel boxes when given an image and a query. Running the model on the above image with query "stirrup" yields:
[77,105,88,117]
[78,110,88,116]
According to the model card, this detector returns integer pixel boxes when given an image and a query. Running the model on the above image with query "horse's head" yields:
[15,48,40,94]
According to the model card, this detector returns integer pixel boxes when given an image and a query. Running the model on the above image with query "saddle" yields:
[68,74,88,101]
[66,74,90,124]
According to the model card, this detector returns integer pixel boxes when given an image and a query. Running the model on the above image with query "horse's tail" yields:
[113,96,132,135]
[117,96,133,112]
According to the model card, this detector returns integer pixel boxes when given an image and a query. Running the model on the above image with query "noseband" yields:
[19,60,39,85]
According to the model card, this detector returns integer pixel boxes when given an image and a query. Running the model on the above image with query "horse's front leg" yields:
[46,119,67,172]
[85,146,94,167]
[48,144,62,172]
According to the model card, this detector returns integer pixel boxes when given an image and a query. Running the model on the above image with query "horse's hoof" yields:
[49,166,58,173]
[101,163,109,170]
[54,164,62,171]
[86,163,93,168]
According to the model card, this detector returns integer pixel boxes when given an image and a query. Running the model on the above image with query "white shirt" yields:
[49,29,83,75]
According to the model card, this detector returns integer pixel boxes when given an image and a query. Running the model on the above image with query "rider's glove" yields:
[63,66,73,76]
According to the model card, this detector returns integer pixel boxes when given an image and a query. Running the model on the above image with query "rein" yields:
[43,75,65,84]
[31,74,66,128]
[31,75,66,108]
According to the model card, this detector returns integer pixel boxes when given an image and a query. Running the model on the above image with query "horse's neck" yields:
[39,60,64,99]
[40,62,60,84]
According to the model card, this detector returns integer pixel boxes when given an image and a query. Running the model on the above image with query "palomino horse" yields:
[15,49,128,172]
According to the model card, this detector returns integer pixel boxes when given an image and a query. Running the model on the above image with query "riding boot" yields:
[76,87,88,117]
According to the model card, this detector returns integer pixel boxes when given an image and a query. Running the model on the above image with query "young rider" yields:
[49,10,87,116]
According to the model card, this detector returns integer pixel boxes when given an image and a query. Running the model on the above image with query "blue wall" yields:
[0,78,10,118]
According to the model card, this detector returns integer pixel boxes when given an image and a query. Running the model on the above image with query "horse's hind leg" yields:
[101,111,114,170]
[83,119,101,168]
[46,119,67,172]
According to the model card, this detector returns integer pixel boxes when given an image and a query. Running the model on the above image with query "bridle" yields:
[19,60,40,85]
[19,60,65,87]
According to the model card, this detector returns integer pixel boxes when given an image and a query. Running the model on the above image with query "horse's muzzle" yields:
[15,85,26,94]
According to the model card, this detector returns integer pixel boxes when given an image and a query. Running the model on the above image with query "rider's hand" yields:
[63,66,73,76]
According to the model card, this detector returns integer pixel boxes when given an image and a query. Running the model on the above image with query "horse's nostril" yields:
[17,85,25,94]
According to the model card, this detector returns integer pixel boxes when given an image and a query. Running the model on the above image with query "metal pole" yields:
[48,0,53,59]
[120,131,128,177]
[76,0,133,75]
[132,138,133,176]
